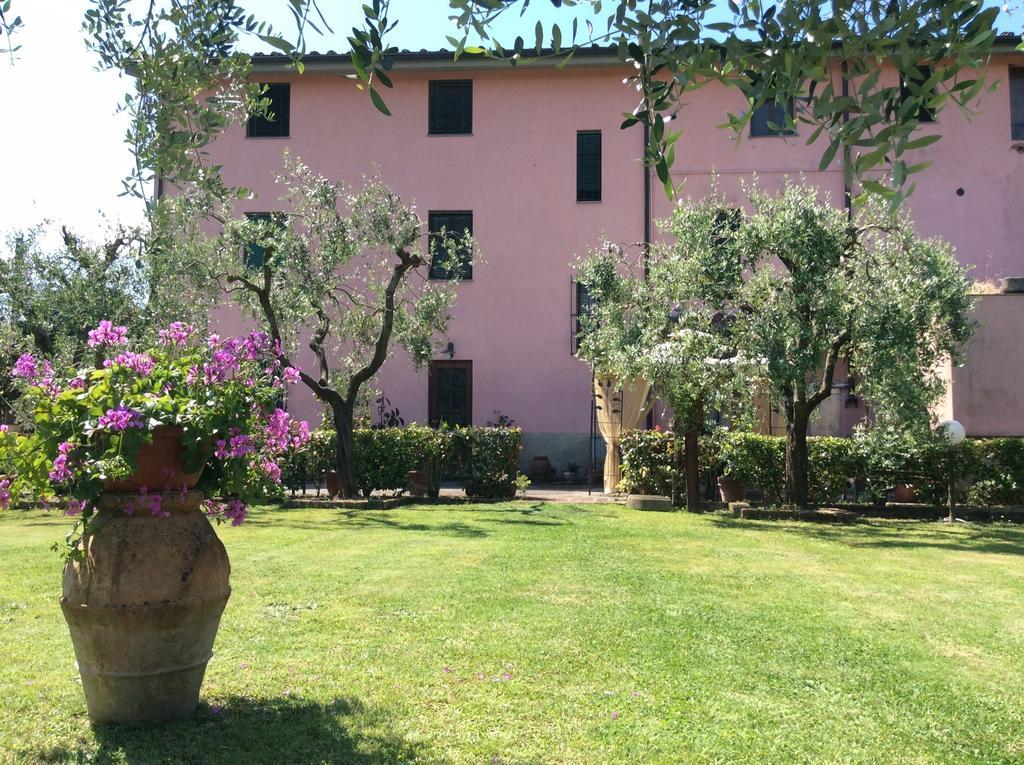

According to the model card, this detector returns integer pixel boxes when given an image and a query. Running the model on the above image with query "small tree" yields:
[0,225,168,421]
[665,183,972,508]
[575,241,752,509]
[159,155,466,498]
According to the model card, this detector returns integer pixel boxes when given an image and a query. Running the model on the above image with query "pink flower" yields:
[97,406,143,432]
[0,478,10,511]
[49,442,75,483]
[157,322,196,347]
[207,334,221,348]
[225,498,247,525]
[282,366,301,385]
[214,439,230,460]
[242,332,271,360]
[87,320,128,348]
[205,498,248,526]
[291,420,311,449]
[11,353,38,379]
[106,352,156,376]
[261,459,282,483]
[229,433,252,458]
[611,711,620,720]
[65,498,87,517]
[67,377,86,390]
[263,408,294,452]
[138,486,169,518]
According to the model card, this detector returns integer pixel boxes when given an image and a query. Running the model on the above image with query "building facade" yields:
[203,44,1024,472]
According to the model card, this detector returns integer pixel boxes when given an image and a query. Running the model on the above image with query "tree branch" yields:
[344,247,422,405]
[808,327,852,409]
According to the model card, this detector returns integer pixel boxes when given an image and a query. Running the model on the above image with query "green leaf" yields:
[818,139,839,172]
[369,86,391,116]
[259,35,293,54]
[903,134,941,151]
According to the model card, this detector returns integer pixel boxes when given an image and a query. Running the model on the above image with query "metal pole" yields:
[948,450,957,523]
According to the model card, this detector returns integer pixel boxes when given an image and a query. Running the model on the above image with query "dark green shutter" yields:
[428,211,473,280]
[429,80,473,135]
[247,83,291,138]
[576,130,602,202]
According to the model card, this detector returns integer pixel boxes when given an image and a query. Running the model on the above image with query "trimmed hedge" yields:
[618,428,1024,507]
[619,429,721,497]
[286,424,522,499]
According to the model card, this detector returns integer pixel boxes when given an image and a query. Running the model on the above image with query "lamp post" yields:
[938,419,966,523]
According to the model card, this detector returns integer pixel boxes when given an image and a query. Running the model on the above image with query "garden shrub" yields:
[808,437,858,503]
[354,425,440,498]
[618,428,723,497]
[449,426,522,499]
[719,432,786,502]
[619,429,676,496]
[284,424,521,499]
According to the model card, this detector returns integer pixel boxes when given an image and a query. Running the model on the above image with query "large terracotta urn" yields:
[60,426,230,724]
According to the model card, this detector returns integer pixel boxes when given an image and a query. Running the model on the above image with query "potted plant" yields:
[717,435,750,503]
[4,320,310,724]
[562,462,580,484]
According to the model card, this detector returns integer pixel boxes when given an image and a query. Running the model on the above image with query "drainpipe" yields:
[643,120,655,431]
[841,60,852,221]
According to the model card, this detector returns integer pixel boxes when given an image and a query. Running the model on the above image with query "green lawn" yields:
[2,503,1023,764]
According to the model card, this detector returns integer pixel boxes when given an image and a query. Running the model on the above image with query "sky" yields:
[0,0,1016,245]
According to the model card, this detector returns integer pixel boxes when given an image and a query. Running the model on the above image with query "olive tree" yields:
[158,154,467,498]
[666,183,972,508]
[575,240,754,509]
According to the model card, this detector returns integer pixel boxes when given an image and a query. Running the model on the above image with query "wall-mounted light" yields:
[443,341,455,359]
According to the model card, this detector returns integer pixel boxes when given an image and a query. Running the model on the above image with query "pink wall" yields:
[209,65,642,433]
[204,55,1024,437]
[943,294,1024,436]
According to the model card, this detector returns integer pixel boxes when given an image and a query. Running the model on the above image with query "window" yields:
[243,212,286,269]
[429,360,472,427]
[571,280,596,353]
[750,99,795,137]
[246,83,290,138]
[576,130,602,202]
[428,211,473,280]
[428,79,473,135]
[900,65,935,123]
[1011,67,1024,140]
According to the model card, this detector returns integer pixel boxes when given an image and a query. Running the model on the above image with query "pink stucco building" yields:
[201,41,1024,472]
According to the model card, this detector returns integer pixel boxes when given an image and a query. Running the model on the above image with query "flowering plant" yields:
[6,320,310,551]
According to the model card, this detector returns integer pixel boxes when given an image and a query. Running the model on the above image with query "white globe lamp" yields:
[937,419,966,523]
[938,419,966,447]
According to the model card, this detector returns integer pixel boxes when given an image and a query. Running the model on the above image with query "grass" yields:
[2,503,1024,764]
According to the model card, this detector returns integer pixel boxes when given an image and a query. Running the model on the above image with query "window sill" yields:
[576,199,603,204]
[427,132,474,137]
[245,135,291,140]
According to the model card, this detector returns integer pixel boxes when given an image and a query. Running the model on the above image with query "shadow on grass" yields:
[29,695,440,765]
[709,515,1024,556]
[246,503,581,536]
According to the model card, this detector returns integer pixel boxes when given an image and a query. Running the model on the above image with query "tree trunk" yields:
[684,426,700,512]
[669,417,680,507]
[332,403,359,499]
[785,404,811,509]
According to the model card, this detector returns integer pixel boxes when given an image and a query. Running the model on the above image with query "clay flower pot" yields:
[61,492,230,724]
[407,469,428,497]
[717,475,748,503]
[893,482,916,503]
[60,427,230,724]
[102,425,202,493]
[324,470,340,498]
